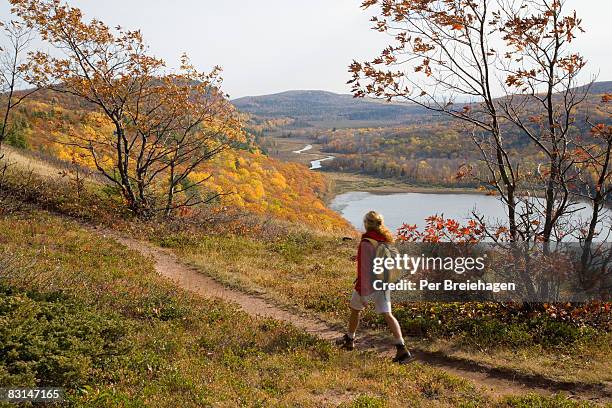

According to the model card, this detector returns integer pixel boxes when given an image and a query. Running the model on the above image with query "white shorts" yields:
[350,290,391,314]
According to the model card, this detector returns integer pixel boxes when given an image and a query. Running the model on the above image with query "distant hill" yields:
[232,90,428,124]
[233,83,612,127]
[578,81,612,95]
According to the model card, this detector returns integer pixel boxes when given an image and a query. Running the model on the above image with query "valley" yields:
[1,1,610,406]
[244,84,612,191]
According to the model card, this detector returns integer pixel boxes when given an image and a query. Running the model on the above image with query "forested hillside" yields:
[3,96,350,231]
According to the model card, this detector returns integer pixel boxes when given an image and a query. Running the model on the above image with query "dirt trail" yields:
[101,229,610,403]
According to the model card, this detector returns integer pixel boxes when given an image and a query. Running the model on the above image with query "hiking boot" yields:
[335,334,355,351]
[392,344,414,364]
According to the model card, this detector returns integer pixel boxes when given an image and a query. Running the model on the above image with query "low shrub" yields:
[376,302,607,350]
[0,285,128,388]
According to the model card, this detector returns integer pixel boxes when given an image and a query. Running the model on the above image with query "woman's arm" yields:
[358,240,377,295]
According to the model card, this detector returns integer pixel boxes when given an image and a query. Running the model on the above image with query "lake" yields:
[330,191,610,240]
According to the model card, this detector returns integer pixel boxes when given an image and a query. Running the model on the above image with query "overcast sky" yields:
[1,0,610,98]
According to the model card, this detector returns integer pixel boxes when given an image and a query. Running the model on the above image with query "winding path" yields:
[98,227,610,403]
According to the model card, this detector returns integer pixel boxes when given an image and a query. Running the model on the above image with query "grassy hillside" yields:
[3,156,607,389]
[164,227,611,386]
[1,210,488,407]
[0,170,601,406]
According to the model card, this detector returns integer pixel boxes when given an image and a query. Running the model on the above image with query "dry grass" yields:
[163,231,357,319]
[1,146,63,178]
[414,338,612,385]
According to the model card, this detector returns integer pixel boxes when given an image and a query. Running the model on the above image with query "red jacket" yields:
[355,230,389,296]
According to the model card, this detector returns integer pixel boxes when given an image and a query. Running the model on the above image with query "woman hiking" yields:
[336,210,413,364]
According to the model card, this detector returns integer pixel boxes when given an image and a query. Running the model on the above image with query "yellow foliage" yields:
[15,99,350,232]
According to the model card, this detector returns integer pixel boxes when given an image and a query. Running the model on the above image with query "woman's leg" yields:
[382,312,404,344]
[348,307,361,338]
[378,295,413,363]
[384,312,413,363]
[337,307,361,350]
[348,290,365,338]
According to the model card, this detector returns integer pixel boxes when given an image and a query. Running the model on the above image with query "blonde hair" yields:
[363,211,394,242]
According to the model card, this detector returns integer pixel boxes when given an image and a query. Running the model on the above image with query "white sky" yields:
[0,0,610,98]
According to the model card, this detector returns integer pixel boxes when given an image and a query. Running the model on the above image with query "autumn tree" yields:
[574,94,612,280]
[349,0,600,243]
[11,0,243,217]
[0,19,35,156]
[350,0,517,239]
[579,94,612,243]
[496,0,590,243]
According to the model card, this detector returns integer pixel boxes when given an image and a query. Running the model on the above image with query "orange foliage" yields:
[397,215,484,243]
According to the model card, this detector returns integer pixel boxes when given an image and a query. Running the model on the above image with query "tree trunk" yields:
[165,162,176,217]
